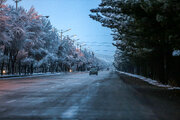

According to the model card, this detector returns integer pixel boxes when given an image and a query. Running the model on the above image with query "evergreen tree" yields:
[90,0,180,85]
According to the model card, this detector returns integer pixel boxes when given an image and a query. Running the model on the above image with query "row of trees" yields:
[90,0,180,86]
[0,0,104,75]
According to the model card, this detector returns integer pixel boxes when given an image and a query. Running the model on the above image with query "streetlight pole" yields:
[60,30,63,41]
[80,43,86,50]
[60,29,71,41]
[76,42,80,49]
[92,52,94,57]
[13,0,22,10]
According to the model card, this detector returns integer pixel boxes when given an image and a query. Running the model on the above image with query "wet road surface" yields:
[0,71,179,120]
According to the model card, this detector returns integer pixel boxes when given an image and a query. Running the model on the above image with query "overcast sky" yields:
[7,0,115,62]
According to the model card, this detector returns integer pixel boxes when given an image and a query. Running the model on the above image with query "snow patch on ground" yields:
[117,71,180,90]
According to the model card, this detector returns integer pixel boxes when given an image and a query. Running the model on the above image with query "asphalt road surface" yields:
[0,71,179,120]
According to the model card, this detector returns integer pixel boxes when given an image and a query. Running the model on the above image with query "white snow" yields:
[117,71,180,90]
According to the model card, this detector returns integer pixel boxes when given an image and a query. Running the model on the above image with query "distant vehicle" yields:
[89,67,98,75]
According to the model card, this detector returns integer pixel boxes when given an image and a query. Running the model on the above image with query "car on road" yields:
[89,67,98,75]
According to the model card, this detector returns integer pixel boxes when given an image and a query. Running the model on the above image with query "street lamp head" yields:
[70,35,77,38]
[45,16,49,18]
[13,0,22,1]
[40,16,49,18]
[62,28,72,33]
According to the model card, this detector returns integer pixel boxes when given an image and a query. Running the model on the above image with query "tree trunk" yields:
[31,63,33,74]
[18,61,21,75]
[1,61,4,75]
[12,61,15,74]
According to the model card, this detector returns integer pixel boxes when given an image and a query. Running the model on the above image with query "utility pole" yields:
[13,0,22,10]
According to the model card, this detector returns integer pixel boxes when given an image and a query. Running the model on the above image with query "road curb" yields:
[116,70,180,90]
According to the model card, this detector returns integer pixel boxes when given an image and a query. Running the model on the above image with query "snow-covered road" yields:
[0,71,179,120]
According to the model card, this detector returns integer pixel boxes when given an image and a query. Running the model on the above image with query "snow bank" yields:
[117,71,180,90]
[0,72,64,80]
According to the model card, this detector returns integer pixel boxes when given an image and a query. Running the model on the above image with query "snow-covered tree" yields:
[0,2,106,75]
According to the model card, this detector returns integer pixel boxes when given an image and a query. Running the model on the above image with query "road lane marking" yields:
[6,100,16,103]
[73,83,81,85]
[61,106,79,118]
[96,83,100,86]
[61,95,91,118]
[0,108,7,112]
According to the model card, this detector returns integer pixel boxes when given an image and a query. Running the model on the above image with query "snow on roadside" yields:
[117,71,180,90]
[0,72,64,80]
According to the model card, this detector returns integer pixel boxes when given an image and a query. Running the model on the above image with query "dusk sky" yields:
[6,0,115,62]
